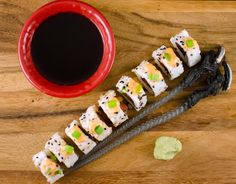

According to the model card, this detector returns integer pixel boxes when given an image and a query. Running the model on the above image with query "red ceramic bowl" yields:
[18,0,115,98]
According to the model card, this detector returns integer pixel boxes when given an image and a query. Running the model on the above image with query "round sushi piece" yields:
[116,76,147,111]
[32,150,64,184]
[98,90,128,127]
[152,45,184,80]
[65,120,97,154]
[79,105,112,141]
[132,61,168,96]
[170,29,201,67]
[45,133,78,168]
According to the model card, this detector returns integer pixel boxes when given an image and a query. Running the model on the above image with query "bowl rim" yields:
[18,0,115,98]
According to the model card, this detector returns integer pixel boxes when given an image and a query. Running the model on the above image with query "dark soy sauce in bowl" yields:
[31,13,104,85]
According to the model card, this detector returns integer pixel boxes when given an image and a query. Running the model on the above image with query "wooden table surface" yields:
[1,0,236,183]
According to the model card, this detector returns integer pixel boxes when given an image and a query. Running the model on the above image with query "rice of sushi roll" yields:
[79,105,112,141]
[32,150,64,184]
[170,29,201,67]
[45,133,78,168]
[65,120,96,154]
[152,45,184,80]
[132,60,168,96]
[116,76,147,111]
[98,90,128,127]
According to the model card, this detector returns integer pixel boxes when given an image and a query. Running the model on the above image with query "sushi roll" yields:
[45,133,78,168]
[116,76,147,111]
[98,90,128,127]
[152,45,184,80]
[65,120,96,154]
[79,105,112,141]
[32,150,64,184]
[170,29,201,67]
[132,61,168,96]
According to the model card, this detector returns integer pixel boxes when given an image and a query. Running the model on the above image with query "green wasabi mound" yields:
[153,136,182,160]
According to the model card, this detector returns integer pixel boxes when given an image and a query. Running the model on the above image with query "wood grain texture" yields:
[0,0,236,184]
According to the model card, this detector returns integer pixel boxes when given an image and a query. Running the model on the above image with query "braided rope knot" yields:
[181,47,224,89]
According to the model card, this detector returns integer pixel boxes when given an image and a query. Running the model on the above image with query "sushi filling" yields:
[176,42,186,57]
[122,92,138,110]
[41,158,62,177]
[141,77,154,94]
[157,61,171,78]
[98,106,113,125]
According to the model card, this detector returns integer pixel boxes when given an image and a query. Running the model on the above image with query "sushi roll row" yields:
[33,132,82,183]
[126,30,201,106]
[33,30,201,183]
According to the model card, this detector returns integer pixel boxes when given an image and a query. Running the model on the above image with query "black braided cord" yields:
[68,49,222,165]
[65,67,226,174]
[63,48,227,175]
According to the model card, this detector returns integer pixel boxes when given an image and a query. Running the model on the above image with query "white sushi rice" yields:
[116,76,147,111]
[33,150,47,167]
[132,61,168,96]
[98,90,128,127]
[45,133,78,168]
[79,105,112,141]
[32,150,64,184]
[65,120,96,154]
[152,45,184,80]
[170,29,201,67]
